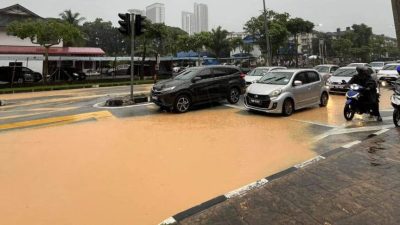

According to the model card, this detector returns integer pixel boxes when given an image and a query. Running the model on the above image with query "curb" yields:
[158,128,392,225]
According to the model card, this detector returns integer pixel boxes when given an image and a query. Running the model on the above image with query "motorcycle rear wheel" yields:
[394,108,400,127]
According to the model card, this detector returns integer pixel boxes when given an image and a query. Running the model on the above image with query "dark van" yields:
[151,66,246,113]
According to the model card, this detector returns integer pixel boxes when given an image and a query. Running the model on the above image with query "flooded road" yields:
[0,107,316,225]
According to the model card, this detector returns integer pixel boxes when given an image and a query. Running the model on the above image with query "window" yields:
[294,72,308,84]
[224,68,239,75]
[307,72,320,83]
[212,68,227,77]
[330,67,339,73]
[198,69,213,79]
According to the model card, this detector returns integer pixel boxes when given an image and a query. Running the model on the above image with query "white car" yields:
[347,63,371,67]
[327,67,377,93]
[244,69,329,116]
[313,64,339,82]
[370,61,387,72]
[377,63,400,82]
[245,67,287,85]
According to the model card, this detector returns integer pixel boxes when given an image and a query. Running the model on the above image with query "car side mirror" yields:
[294,80,303,86]
[341,80,347,84]
[192,77,202,83]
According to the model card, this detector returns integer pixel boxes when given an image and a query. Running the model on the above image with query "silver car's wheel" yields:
[282,99,294,117]
[320,92,329,107]
[174,95,191,113]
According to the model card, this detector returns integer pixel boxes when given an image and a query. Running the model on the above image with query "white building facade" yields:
[194,3,208,33]
[181,11,194,35]
[146,3,165,24]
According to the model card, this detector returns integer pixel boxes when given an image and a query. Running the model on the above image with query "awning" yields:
[0,45,105,56]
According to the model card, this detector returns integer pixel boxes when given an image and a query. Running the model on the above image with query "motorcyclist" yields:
[348,66,382,122]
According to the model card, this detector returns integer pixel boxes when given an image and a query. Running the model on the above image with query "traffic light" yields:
[135,15,147,36]
[118,13,131,36]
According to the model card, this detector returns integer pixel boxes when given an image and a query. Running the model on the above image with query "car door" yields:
[212,67,229,98]
[192,68,217,102]
[307,71,322,104]
[291,72,310,108]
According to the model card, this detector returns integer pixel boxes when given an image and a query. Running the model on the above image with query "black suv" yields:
[0,66,42,84]
[151,66,246,113]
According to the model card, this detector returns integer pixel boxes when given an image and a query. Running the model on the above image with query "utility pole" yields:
[130,13,135,101]
[262,0,272,66]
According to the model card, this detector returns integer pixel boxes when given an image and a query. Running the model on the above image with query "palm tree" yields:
[208,26,230,58]
[59,10,85,26]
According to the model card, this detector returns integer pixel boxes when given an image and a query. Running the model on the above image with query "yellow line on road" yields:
[0,111,114,131]
[0,107,78,121]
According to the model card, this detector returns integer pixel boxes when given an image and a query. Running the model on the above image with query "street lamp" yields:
[262,0,272,66]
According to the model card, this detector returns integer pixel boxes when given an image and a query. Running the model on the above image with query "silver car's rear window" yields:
[258,72,294,85]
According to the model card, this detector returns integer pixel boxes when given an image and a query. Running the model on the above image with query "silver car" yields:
[327,67,378,93]
[245,67,287,85]
[244,69,329,116]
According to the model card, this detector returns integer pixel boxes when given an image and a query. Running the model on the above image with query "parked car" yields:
[326,67,377,93]
[313,64,339,82]
[83,69,100,76]
[151,66,246,113]
[245,67,287,85]
[376,63,400,82]
[347,63,371,67]
[0,66,42,84]
[107,64,130,76]
[48,67,86,81]
[244,69,329,116]
[369,61,387,72]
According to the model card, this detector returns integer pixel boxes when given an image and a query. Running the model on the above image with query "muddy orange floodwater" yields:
[0,108,316,225]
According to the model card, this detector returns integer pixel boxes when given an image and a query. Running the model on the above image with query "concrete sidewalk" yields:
[179,128,400,225]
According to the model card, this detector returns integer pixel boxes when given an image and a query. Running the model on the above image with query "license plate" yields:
[250,98,261,104]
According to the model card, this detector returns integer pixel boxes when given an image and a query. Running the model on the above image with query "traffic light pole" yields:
[130,13,135,101]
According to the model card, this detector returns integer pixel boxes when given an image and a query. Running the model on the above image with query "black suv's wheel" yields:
[227,87,240,104]
[282,99,294,117]
[320,92,329,107]
[174,95,191,113]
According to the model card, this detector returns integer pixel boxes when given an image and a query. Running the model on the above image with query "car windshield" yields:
[347,63,365,67]
[248,68,269,76]
[382,65,399,71]
[333,68,357,77]
[174,68,200,80]
[370,62,384,67]
[257,72,294,85]
[314,66,330,73]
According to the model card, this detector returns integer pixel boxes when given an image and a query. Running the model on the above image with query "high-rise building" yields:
[194,3,208,33]
[128,9,145,16]
[146,3,165,24]
[181,11,195,35]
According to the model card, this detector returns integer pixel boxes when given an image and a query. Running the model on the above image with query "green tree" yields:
[7,19,82,82]
[286,17,314,66]
[208,26,231,58]
[332,38,353,61]
[82,18,128,56]
[59,9,85,26]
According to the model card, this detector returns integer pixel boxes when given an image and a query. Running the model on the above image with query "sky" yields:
[1,0,396,38]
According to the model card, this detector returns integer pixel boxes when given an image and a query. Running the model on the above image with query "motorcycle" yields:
[344,84,375,121]
[391,80,400,127]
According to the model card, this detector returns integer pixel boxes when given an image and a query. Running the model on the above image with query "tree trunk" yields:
[392,0,400,49]
[295,34,299,68]
[43,46,49,83]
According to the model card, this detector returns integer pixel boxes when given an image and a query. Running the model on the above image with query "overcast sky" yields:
[1,0,396,37]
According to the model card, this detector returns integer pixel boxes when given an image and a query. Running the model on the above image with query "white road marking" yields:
[342,141,362,149]
[290,119,339,128]
[374,129,390,136]
[93,102,154,109]
[225,179,269,199]
[158,217,177,225]
[294,156,326,169]
[223,104,245,110]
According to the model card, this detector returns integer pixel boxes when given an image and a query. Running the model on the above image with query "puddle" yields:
[0,107,316,225]
[366,139,389,167]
